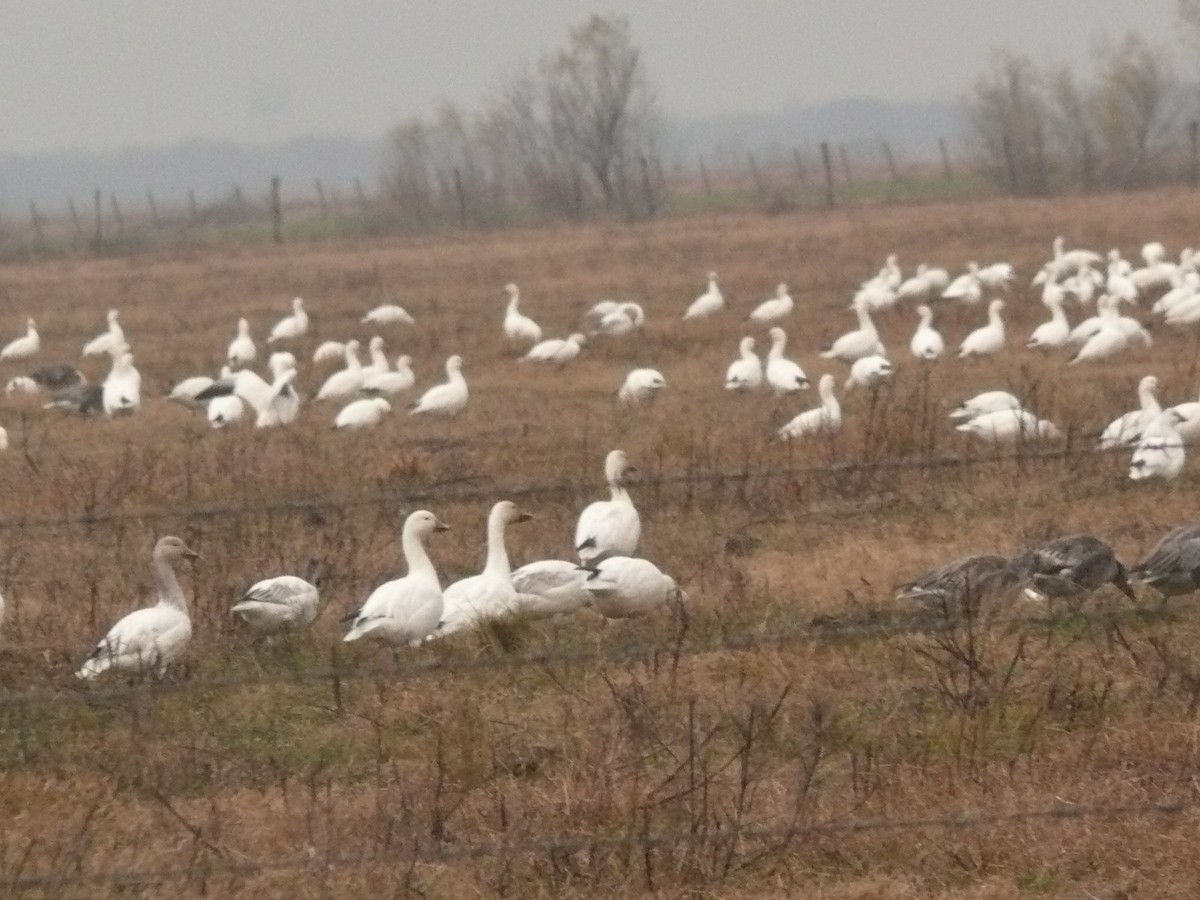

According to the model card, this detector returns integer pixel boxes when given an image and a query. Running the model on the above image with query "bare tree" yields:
[1045,67,1096,189]
[1091,33,1177,185]
[384,119,437,228]
[968,51,1050,195]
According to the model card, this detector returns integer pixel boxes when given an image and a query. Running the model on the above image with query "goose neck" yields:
[401,527,438,582]
[152,554,188,611]
[483,514,512,577]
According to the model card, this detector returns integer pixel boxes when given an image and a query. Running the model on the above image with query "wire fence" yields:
[3,796,1188,892]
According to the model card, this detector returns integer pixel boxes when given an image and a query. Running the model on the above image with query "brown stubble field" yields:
[2,191,1200,897]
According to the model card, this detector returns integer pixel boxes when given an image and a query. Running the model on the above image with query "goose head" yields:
[504,282,519,298]
[155,535,200,562]
[396,354,413,369]
[739,336,756,357]
[292,297,305,313]
[776,283,788,297]
[817,373,836,402]
[269,351,297,377]
[604,449,634,485]
[446,354,464,374]
[403,509,450,539]
[568,333,587,347]
[373,397,392,415]
[491,499,533,528]
[25,317,36,332]
[106,309,120,326]
[988,298,1005,319]
[769,326,787,351]
[368,336,385,352]
[917,304,934,324]
[343,339,361,363]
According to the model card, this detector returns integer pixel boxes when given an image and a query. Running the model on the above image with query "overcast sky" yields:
[0,0,1184,155]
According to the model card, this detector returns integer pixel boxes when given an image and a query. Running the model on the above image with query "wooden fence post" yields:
[820,142,835,209]
[838,145,854,195]
[29,201,44,249]
[792,147,808,186]
[354,178,370,220]
[68,199,84,240]
[1001,134,1019,195]
[747,153,767,200]
[188,189,199,223]
[881,141,898,182]
[639,155,659,218]
[315,179,328,217]
[270,176,282,244]
[938,137,953,182]
[452,167,468,227]
[146,190,161,229]
[92,188,102,252]
[110,194,124,235]
[698,157,712,195]
[1190,121,1199,188]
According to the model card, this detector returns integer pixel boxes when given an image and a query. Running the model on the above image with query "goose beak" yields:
[515,512,533,523]
[183,548,200,560]
[434,522,451,532]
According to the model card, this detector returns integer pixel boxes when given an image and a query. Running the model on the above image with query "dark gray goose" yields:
[29,364,86,392]
[43,383,104,416]
[1129,521,1200,597]
[1011,535,1135,602]
[896,554,1022,616]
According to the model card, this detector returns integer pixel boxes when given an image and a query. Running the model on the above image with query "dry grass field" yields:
[2,190,1200,898]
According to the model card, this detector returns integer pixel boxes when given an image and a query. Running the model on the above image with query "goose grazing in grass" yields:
[910,305,944,360]
[502,283,543,345]
[896,554,1021,615]
[958,299,1006,358]
[232,559,326,635]
[820,299,884,363]
[1165,384,1200,444]
[618,368,666,405]
[227,318,256,369]
[315,340,364,401]
[955,409,1060,443]
[44,383,104,416]
[683,271,724,320]
[1012,535,1135,602]
[509,559,592,618]
[102,347,141,416]
[428,501,533,639]
[362,303,415,326]
[82,309,124,358]
[256,364,301,429]
[522,333,586,366]
[1129,417,1185,482]
[949,390,1022,422]
[363,355,416,396]
[342,510,448,644]
[312,340,346,364]
[748,283,794,324]
[267,297,309,343]
[765,327,808,395]
[581,556,682,620]
[75,536,199,679]
[0,318,39,361]
[575,450,640,565]
[170,368,227,408]
[1129,519,1200,596]
[410,355,468,417]
[778,373,841,439]
[896,264,949,303]
[725,337,763,391]
[1099,375,1162,449]
[207,392,245,428]
[845,355,894,390]
[596,302,646,336]
[334,396,391,430]
[28,363,84,393]
[1026,293,1070,350]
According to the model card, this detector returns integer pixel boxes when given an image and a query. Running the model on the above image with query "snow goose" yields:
[227,318,256,369]
[28,363,84,392]
[75,536,199,679]
[683,271,724,320]
[949,390,1022,422]
[618,368,666,405]
[315,340,364,401]
[896,554,1020,615]
[256,367,300,428]
[958,299,1006,358]
[1069,297,1150,364]
[232,559,326,635]
[1165,385,1200,444]
[1153,271,1199,316]
[1098,375,1162,449]
[855,272,898,312]
[428,501,533,639]
[360,336,389,380]
[575,449,640,564]
[1129,520,1200,596]
[956,408,1060,443]
[522,333,586,366]
[725,337,763,391]
[509,560,591,618]
[748,283,795,323]
[44,383,104,416]
[313,340,346,364]
[765,327,809,395]
[897,264,950,302]
[941,263,983,304]
[362,303,415,326]
[778,373,841,439]
[207,392,245,428]
[1047,236,1103,277]
[1129,417,1185,482]
[82,309,124,357]
[502,283,543,345]
[0,318,39,361]
[5,376,37,395]
[582,557,681,620]
[1063,270,1099,307]
[102,347,141,416]
[1011,535,1135,602]
[170,368,226,408]
[910,305,944,360]
[1106,255,1138,305]
[334,396,391,430]
[410,355,468,417]
[1026,293,1070,350]
[819,299,884,363]
[845,355,894,390]
[343,510,449,644]
[267,297,309,343]
[976,262,1014,292]
[363,355,416,395]
[592,302,645,336]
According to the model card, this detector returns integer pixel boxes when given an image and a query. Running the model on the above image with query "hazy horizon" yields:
[0,0,1185,157]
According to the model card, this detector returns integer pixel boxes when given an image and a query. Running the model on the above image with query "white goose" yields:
[897,264,950,302]
[0,318,39,360]
[958,299,1006,358]
[410,355,468,417]
[362,303,415,326]
[363,355,416,395]
[1098,375,1162,449]
[207,392,245,429]
[267,297,309,343]
[76,536,198,679]
[256,365,301,429]
[227,318,256,368]
[1026,293,1070,350]
[334,396,391,430]
[428,501,533,639]
[845,355,894,390]
[748,283,794,324]
[509,560,592,618]
[582,557,681,620]
[102,347,141,416]
[342,510,449,644]
[955,409,1061,443]
[315,340,364,401]
[232,560,325,635]
[725,337,764,391]
[313,341,347,364]
[82,309,125,358]
[594,302,646,336]
[909,305,944,361]
[683,271,724,320]
[765,327,809,395]
[1129,418,1186,482]
[575,450,640,564]
[618,368,667,405]
[360,336,390,380]
[949,390,1022,422]
[820,300,884,363]
[522,333,586,366]
[502,283,543,345]
[778,373,841,439]
[1165,385,1200,444]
